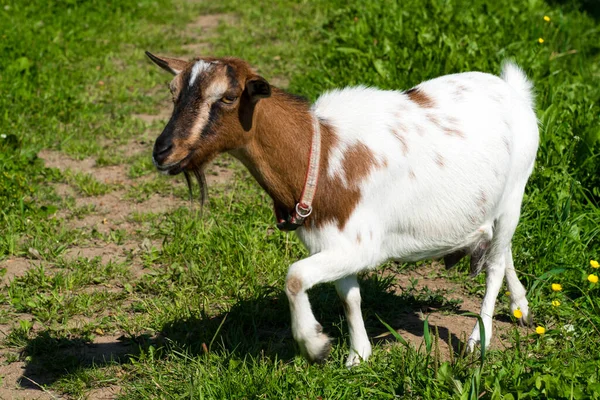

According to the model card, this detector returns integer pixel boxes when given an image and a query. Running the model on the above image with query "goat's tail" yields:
[501,61,535,108]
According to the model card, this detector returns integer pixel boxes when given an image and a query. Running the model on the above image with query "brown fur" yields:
[392,128,409,155]
[434,152,445,168]
[310,137,379,230]
[406,87,435,108]
[286,276,302,295]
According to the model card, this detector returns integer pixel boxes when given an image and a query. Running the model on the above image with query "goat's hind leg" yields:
[505,248,532,326]
[468,195,526,351]
[467,249,506,351]
[335,275,371,367]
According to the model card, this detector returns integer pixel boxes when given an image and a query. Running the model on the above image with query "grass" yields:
[1,0,599,398]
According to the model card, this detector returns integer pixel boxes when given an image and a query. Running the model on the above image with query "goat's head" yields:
[145,52,271,183]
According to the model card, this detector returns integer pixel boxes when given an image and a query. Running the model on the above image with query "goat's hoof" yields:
[345,353,362,368]
[303,333,332,364]
[466,338,479,353]
[518,311,534,328]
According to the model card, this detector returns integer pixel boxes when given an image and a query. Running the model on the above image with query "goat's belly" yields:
[380,223,492,262]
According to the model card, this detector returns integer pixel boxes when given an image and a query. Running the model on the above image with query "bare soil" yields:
[375,263,528,359]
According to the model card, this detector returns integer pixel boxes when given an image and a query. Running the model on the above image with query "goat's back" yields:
[306,64,538,263]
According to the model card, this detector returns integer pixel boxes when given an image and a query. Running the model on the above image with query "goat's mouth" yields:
[153,152,195,176]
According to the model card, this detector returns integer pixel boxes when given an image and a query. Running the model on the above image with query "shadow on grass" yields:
[17,331,147,390]
[17,272,478,390]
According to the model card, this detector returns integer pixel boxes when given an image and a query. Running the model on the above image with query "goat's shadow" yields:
[18,273,479,390]
[149,272,475,360]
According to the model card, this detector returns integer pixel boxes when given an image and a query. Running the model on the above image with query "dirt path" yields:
[0,10,238,400]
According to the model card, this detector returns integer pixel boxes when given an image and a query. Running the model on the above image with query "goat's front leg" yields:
[335,275,371,367]
[285,251,365,363]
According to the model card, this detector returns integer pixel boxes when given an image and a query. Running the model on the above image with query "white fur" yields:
[287,62,538,366]
[189,60,214,87]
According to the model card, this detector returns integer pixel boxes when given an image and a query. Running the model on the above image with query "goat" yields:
[146,51,538,366]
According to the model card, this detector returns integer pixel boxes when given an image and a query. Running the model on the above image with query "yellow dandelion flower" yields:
[552,300,561,307]
[536,326,546,335]
[513,309,523,319]
[588,274,598,284]
[543,16,551,22]
[591,260,599,269]
[551,283,562,292]
[538,38,545,44]
[505,291,511,296]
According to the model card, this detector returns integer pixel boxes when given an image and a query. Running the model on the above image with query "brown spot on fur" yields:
[428,113,442,128]
[453,84,470,99]
[434,152,445,168]
[286,276,302,295]
[392,128,409,155]
[406,87,435,108]
[408,169,416,180]
[341,143,379,187]
[444,127,465,138]
[356,233,362,244]
[478,191,487,205]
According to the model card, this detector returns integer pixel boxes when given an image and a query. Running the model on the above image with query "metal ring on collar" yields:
[295,203,313,218]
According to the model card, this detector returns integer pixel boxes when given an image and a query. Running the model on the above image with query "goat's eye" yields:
[221,95,237,104]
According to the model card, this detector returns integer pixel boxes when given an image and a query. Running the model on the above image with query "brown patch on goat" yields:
[286,276,302,295]
[434,152,445,168]
[309,131,380,230]
[444,127,465,138]
[453,84,470,99]
[408,169,416,180]
[342,143,379,185]
[478,191,487,205]
[392,128,409,155]
[406,87,435,108]
[428,114,442,128]
[356,233,362,244]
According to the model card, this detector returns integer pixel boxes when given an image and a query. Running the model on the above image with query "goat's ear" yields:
[145,51,188,75]
[246,76,271,101]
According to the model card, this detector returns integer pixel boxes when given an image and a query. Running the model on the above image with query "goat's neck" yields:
[231,89,314,212]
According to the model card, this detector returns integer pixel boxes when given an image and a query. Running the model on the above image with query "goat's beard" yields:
[183,165,208,210]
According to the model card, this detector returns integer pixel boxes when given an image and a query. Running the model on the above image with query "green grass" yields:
[1,0,599,398]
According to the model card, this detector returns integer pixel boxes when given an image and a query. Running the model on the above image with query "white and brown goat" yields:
[146,52,538,366]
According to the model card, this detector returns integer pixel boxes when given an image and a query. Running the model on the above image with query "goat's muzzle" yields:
[152,141,193,175]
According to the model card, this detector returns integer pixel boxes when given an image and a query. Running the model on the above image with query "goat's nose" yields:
[153,136,173,165]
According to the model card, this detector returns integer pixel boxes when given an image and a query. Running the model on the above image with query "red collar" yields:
[276,113,321,231]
